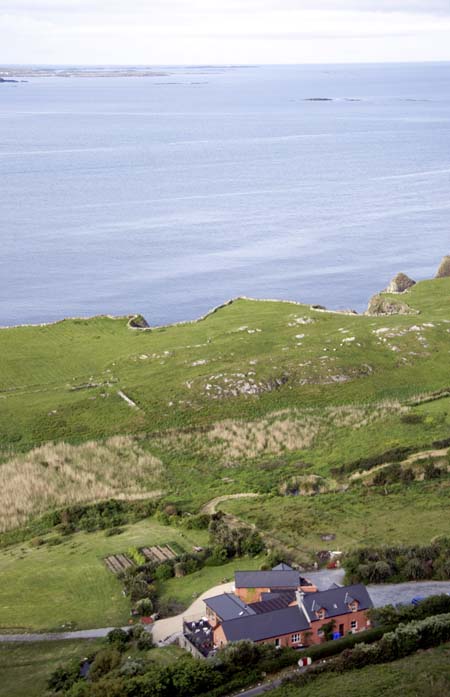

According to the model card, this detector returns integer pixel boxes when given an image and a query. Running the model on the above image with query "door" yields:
[339,624,344,637]
[275,638,280,648]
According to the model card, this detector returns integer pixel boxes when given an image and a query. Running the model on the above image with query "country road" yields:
[2,573,450,644]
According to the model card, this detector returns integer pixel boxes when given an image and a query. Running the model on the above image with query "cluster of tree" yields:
[208,513,265,559]
[48,637,298,697]
[51,499,158,535]
[284,612,450,690]
[345,539,450,584]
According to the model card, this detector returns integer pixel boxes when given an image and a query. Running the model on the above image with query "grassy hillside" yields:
[0,278,449,529]
[267,643,450,697]
[1,278,449,453]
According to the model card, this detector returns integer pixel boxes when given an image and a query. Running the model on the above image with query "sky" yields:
[2,0,450,65]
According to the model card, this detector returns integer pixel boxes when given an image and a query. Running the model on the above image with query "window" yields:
[291,633,301,644]
[351,620,358,630]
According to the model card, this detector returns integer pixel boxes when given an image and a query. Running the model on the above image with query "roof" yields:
[220,605,310,643]
[204,593,255,621]
[272,563,293,571]
[235,570,300,589]
[302,584,373,621]
[249,594,294,615]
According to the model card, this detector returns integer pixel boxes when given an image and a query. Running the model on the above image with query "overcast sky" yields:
[2,0,450,65]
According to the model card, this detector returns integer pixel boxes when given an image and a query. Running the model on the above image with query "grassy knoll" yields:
[0,640,185,697]
[223,479,450,561]
[0,640,103,697]
[158,555,264,608]
[0,519,208,632]
[267,642,450,697]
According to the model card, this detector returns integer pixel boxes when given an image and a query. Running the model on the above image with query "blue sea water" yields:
[1,63,449,326]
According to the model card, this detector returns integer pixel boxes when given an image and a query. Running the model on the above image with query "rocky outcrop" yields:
[436,255,450,278]
[385,272,416,294]
[366,294,419,316]
[128,314,150,329]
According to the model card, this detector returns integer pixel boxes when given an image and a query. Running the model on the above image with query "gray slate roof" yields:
[302,584,373,621]
[221,605,309,643]
[235,570,300,589]
[272,563,293,571]
[204,593,255,621]
[250,591,296,614]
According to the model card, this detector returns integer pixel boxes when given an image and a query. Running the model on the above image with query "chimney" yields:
[296,589,310,623]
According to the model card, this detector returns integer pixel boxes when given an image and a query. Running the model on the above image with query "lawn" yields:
[0,518,208,632]
[267,642,450,697]
[158,555,265,608]
[0,640,186,697]
[223,480,450,563]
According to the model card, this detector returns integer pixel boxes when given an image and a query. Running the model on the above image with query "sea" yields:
[1,63,450,327]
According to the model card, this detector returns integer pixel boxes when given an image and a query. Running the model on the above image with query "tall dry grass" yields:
[172,400,408,462]
[0,436,164,531]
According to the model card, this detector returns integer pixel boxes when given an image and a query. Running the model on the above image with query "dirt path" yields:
[201,493,260,515]
[350,447,449,481]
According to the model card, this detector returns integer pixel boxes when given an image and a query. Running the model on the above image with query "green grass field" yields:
[267,643,450,697]
[0,640,103,697]
[0,640,185,697]
[0,519,208,632]
[1,278,449,453]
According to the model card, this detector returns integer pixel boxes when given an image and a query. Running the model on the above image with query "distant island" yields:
[0,66,169,79]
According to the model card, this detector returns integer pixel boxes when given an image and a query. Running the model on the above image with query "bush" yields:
[135,597,153,616]
[89,649,122,683]
[106,628,129,651]
[136,631,154,651]
[48,660,80,693]
[154,561,174,581]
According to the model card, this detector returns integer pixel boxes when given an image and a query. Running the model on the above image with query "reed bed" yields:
[0,436,164,531]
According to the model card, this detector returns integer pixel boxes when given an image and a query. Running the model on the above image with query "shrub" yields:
[135,597,153,616]
[89,649,122,682]
[106,628,129,651]
[136,631,154,651]
[154,561,174,581]
[47,660,80,693]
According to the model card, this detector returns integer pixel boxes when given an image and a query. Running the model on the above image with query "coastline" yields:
[0,294,362,333]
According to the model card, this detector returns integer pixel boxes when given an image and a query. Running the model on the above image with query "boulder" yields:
[385,272,416,294]
[366,294,419,316]
[435,255,450,278]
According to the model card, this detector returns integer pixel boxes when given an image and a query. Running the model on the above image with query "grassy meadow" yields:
[222,479,450,562]
[267,642,450,697]
[0,640,103,697]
